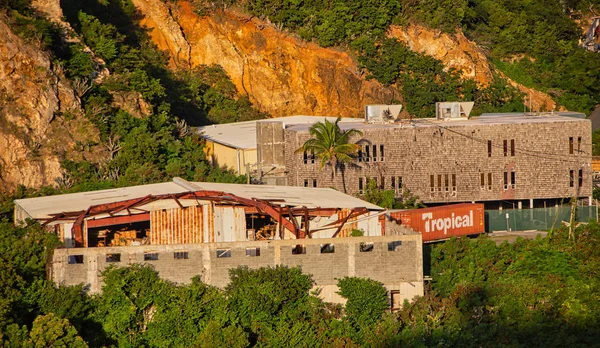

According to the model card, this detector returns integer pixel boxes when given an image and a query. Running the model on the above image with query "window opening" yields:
[510,139,515,156]
[481,173,485,189]
[488,173,492,190]
[511,171,516,189]
[144,252,159,261]
[246,247,260,257]
[452,174,456,192]
[320,244,335,253]
[216,249,231,258]
[359,178,364,193]
[303,151,308,164]
[106,253,121,263]
[445,174,449,191]
[304,179,309,187]
[68,255,84,264]
[388,241,402,251]
[437,174,442,192]
[365,145,370,162]
[487,140,492,157]
[380,145,384,161]
[292,244,306,255]
[578,137,582,152]
[503,140,508,156]
[579,169,583,187]
[569,137,574,154]
[504,171,509,190]
[310,150,315,164]
[372,145,377,162]
[312,179,317,188]
[430,175,435,192]
[391,176,396,189]
[174,251,189,259]
[360,242,374,252]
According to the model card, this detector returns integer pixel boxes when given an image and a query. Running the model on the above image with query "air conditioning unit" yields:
[435,102,474,120]
[364,104,403,123]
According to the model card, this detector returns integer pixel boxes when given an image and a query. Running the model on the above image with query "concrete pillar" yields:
[518,201,522,210]
[530,199,534,209]
[589,196,593,206]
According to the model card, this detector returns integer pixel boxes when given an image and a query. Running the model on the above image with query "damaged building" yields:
[14,178,422,305]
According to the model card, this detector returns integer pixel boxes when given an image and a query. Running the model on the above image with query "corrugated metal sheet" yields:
[150,206,204,245]
[389,203,484,242]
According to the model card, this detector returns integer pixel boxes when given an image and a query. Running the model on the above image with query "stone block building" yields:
[255,111,592,207]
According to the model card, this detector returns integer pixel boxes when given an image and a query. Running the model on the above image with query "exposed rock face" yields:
[389,24,560,111]
[0,17,98,192]
[132,0,399,118]
[389,24,494,86]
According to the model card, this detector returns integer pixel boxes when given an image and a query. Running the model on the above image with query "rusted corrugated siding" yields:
[150,206,204,245]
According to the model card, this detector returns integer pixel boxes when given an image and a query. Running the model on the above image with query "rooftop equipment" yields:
[435,102,474,120]
[364,104,403,123]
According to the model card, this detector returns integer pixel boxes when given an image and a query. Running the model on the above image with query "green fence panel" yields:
[485,205,598,232]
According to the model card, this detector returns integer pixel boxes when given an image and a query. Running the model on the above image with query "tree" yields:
[296,117,363,192]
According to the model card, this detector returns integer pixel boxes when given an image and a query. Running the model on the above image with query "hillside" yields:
[0,0,598,193]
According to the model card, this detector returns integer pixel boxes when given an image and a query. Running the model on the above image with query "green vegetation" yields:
[361,178,425,209]
[2,218,600,346]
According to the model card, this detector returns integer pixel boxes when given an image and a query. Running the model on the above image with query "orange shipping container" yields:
[389,203,484,242]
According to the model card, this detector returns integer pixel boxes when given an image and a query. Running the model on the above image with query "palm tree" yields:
[296,117,363,192]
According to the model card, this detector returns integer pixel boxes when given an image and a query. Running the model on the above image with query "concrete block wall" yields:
[282,119,592,204]
[50,235,424,305]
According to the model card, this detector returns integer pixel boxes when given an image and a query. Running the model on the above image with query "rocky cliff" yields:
[132,0,400,118]
[0,17,99,192]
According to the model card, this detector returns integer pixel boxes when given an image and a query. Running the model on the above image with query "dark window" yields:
[359,178,364,192]
[372,145,377,162]
[68,255,84,264]
[452,174,456,191]
[569,137,574,154]
[503,140,508,156]
[360,242,374,252]
[488,173,492,190]
[388,241,402,251]
[570,170,574,187]
[174,251,189,259]
[481,173,485,189]
[292,244,306,255]
[216,249,231,258]
[579,169,583,187]
[144,253,159,261]
[358,149,363,162]
[510,139,515,156]
[106,253,121,263]
[445,174,449,191]
[430,174,435,192]
[511,171,516,189]
[391,176,396,189]
[320,244,335,253]
[304,179,309,187]
[504,171,509,190]
[398,176,403,189]
[303,151,308,164]
[365,145,370,162]
[312,179,317,187]
[310,150,315,164]
[487,140,492,157]
[437,174,442,191]
[246,248,260,257]
[578,137,582,152]
[380,145,385,161]
[380,176,385,189]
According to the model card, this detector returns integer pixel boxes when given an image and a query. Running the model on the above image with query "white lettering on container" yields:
[422,210,474,235]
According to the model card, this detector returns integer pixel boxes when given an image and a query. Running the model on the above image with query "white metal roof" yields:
[14,179,382,221]
[198,116,364,150]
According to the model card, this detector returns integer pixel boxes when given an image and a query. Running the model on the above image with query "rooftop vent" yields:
[435,102,474,120]
[364,104,403,123]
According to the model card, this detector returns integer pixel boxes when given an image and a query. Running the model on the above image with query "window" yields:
[487,140,492,157]
[579,169,583,187]
[504,171,509,190]
[292,244,306,255]
[480,173,485,189]
[445,174,449,191]
[437,174,442,192]
[359,178,364,193]
[488,173,492,190]
[390,290,401,311]
[304,179,309,187]
[320,244,335,253]
[578,137,582,152]
[68,255,84,264]
[569,137,574,154]
[106,253,121,263]
[569,170,574,187]
[144,252,159,261]
[310,150,315,164]
[365,145,370,162]
[510,139,515,156]
[246,247,260,257]
[358,149,363,162]
[398,176,403,189]
[380,176,385,189]
[452,174,456,192]
[303,151,308,164]
[503,140,508,156]
[430,175,435,192]
[360,242,374,252]
[511,171,516,189]
[391,176,396,189]
[216,249,231,258]
[372,145,377,162]
[312,179,317,188]
[388,241,402,251]
[380,145,385,161]
[174,251,189,259]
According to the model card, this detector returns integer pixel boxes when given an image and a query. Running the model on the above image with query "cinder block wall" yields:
[283,120,592,203]
[50,235,424,305]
